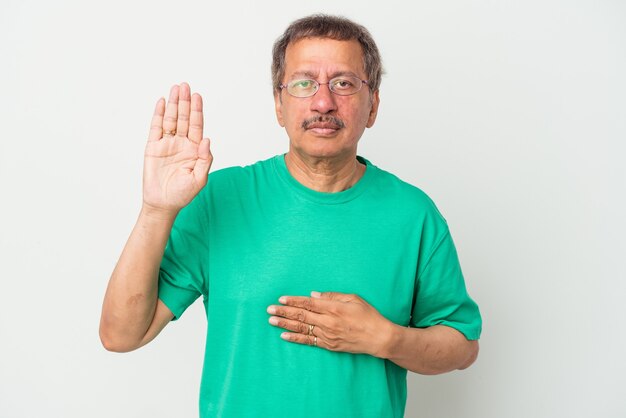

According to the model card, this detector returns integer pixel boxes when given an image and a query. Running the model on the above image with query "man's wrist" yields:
[373,321,402,359]
[140,203,179,223]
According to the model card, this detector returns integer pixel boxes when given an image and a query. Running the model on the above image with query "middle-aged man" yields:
[100,14,482,418]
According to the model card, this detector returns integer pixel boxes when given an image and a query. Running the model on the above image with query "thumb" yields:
[193,137,213,185]
[197,137,212,161]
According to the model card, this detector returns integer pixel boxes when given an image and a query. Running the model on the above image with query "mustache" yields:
[301,115,345,130]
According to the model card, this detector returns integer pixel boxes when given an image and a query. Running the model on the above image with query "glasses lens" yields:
[329,76,362,96]
[287,79,318,98]
[285,76,365,97]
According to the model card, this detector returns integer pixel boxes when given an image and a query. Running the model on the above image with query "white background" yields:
[1,0,625,417]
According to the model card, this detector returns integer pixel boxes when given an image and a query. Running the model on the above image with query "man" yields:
[100,14,482,418]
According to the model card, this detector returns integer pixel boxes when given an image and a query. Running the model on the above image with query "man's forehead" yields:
[283,38,366,79]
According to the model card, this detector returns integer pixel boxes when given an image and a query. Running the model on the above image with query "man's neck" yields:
[284,150,366,193]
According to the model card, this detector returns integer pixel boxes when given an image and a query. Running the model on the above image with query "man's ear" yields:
[366,90,380,128]
[274,91,285,127]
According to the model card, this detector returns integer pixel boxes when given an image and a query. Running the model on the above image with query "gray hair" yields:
[271,14,384,94]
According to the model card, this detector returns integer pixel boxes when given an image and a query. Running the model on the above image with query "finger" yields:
[278,295,334,314]
[312,291,355,303]
[193,138,213,187]
[176,82,191,138]
[148,98,165,141]
[162,85,179,135]
[188,93,203,144]
[267,304,324,325]
[268,316,312,334]
[280,332,325,349]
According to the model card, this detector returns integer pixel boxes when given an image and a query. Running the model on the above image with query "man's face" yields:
[274,37,380,160]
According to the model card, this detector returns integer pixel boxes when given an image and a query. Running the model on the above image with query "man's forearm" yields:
[381,324,479,375]
[99,206,177,352]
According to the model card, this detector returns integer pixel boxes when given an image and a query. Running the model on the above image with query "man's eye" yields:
[332,79,354,89]
[293,80,314,89]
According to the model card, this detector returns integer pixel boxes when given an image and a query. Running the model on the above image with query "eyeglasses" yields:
[280,76,369,98]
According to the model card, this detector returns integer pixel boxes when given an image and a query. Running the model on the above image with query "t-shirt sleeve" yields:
[410,228,482,340]
[158,188,210,321]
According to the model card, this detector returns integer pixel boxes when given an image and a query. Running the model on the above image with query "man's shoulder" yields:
[366,159,448,224]
[368,161,436,203]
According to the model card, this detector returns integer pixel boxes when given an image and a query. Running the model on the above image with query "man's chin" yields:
[290,142,357,161]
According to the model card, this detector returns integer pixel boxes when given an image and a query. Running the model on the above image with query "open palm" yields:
[143,83,213,213]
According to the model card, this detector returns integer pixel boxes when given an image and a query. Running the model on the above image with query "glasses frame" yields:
[279,76,370,98]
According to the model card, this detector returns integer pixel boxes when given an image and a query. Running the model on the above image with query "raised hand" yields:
[142,83,213,215]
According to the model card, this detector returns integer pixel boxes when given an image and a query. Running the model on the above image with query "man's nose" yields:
[310,83,338,114]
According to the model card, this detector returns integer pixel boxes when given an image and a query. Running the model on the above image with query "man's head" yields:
[272,14,383,95]
[272,15,383,161]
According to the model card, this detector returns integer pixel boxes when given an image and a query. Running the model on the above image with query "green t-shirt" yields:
[158,154,482,418]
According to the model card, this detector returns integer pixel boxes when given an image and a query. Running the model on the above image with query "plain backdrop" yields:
[1,0,624,417]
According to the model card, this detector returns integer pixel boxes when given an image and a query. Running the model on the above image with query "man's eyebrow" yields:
[329,70,360,79]
[289,70,361,79]
[290,71,317,79]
